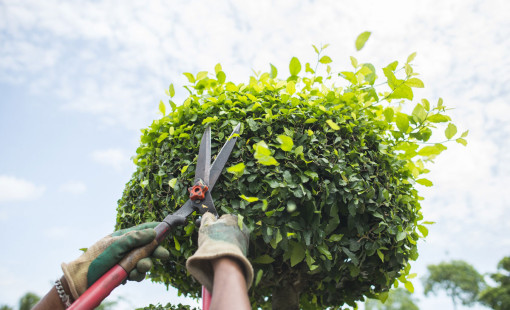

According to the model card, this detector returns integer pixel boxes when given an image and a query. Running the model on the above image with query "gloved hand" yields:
[61,222,169,299]
[186,213,254,292]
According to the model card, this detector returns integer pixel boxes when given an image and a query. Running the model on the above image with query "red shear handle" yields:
[68,265,127,310]
[202,286,212,310]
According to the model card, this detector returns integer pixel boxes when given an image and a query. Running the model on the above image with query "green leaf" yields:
[317,245,332,260]
[277,134,294,151]
[418,144,447,157]
[255,269,263,286]
[214,63,222,74]
[383,108,394,122]
[456,138,468,146]
[319,56,332,64]
[270,63,278,79]
[326,119,340,130]
[407,78,424,88]
[328,234,344,242]
[396,113,409,133]
[180,165,189,174]
[418,225,429,237]
[405,281,415,293]
[396,231,407,241]
[240,195,259,203]
[159,100,166,115]
[289,57,301,76]
[216,71,226,84]
[168,178,177,189]
[253,254,275,264]
[377,249,384,262]
[237,214,244,230]
[254,141,279,166]
[290,242,306,267]
[286,81,296,95]
[428,114,451,123]
[461,130,469,138]
[79,248,88,253]
[388,84,414,100]
[173,236,181,251]
[196,71,208,81]
[407,52,417,63]
[445,123,457,139]
[157,133,169,143]
[202,116,218,124]
[416,178,433,187]
[227,162,245,178]
[355,31,371,51]
[183,72,195,83]
[169,84,175,97]
[412,104,427,123]
[350,56,358,68]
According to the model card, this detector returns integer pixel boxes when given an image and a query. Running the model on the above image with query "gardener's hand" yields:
[186,213,253,293]
[61,222,169,299]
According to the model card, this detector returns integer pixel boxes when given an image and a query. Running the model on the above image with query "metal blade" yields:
[208,123,241,191]
[195,126,211,184]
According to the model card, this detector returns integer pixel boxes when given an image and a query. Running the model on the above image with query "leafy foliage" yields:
[364,288,419,310]
[479,256,510,310]
[116,36,465,308]
[18,292,40,310]
[423,260,485,309]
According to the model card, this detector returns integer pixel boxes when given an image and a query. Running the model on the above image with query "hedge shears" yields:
[69,124,241,310]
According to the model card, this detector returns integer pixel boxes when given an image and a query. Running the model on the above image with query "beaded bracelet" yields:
[55,278,72,308]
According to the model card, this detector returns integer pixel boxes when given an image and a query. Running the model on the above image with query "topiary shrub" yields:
[116,35,466,309]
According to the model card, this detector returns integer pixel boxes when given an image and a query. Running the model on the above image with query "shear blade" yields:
[195,126,211,184]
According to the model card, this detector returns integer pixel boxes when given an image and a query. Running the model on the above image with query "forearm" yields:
[33,276,74,310]
[210,257,251,310]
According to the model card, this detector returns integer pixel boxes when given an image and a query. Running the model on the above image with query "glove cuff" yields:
[61,262,82,300]
[186,240,254,293]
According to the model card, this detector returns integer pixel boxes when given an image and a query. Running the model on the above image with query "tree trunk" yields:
[272,281,300,310]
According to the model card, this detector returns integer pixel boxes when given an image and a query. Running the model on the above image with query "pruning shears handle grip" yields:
[68,220,183,310]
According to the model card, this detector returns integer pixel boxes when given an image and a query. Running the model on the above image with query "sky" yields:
[0,0,509,309]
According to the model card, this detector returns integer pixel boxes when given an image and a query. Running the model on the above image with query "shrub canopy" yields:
[116,41,465,308]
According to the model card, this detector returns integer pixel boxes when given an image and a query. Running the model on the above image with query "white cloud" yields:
[0,175,45,203]
[91,148,131,171]
[58,181,87,194]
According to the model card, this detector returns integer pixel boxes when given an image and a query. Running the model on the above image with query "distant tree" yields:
[364,288,419,310]
[478,256,510,310]
[0,305,13,310]
[18,292,40,310]
[423,260,485,310]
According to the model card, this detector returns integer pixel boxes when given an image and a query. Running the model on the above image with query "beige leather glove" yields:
[186,213,254,292]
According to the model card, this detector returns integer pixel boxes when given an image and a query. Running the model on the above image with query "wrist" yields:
[59,276,75,304]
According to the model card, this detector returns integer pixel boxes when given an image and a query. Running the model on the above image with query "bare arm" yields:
[32,276,74,310]
[210,257,251,310]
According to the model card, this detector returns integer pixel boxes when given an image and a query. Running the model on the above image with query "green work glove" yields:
[186,213,254,292]
[61,222,169,299]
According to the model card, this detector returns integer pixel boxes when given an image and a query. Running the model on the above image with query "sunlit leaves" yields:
[319,56,332,64]
[289,57,301,76]
[159,100,166,115]
[355,31,371,51]
[277,134,294,151]
[445,123,458,139]
[253,141,279,166]
[396,113,409,133]
[117,37,466,309]
[227,162,246,178]
[270,63,278,79]
[326,119,340,130]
